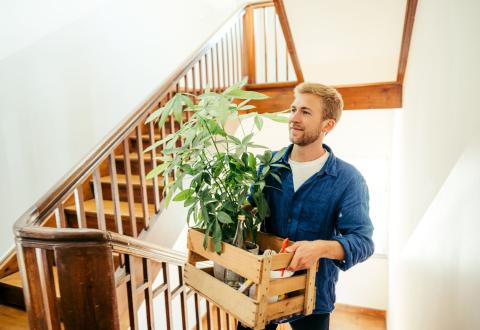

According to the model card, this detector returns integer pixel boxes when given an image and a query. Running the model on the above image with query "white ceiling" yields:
[284,0,407,85]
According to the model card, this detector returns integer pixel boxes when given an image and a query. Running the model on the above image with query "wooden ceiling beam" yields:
[247,81,402,112]
[336,82,402,110]
[397,0,419,84]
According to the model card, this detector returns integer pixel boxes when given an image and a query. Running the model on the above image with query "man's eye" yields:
[291,108,296,113]
[303,111,310,115]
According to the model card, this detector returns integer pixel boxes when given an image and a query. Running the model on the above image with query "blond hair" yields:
[294,82,343,122]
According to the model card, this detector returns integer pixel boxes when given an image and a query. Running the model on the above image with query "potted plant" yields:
[144,80,288,268]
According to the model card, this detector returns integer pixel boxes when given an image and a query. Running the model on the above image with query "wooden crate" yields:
[185,228,318,330]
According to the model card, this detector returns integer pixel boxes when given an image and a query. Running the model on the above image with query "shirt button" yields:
[287,218,292,223]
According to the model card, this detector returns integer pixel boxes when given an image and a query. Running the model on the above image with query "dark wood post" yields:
[54,242,120,330]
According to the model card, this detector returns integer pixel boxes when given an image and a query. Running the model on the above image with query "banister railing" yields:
[16,226,238,329]
[242,1,303,85]
[9,1,302,329]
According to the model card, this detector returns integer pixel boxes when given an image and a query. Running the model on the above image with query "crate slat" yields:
[303,263,318,314]
[187,229,263,283]
[266,295,305,322]
[270,253,293,271]
[268,274,306,296]
[255,232,293,252]
[184,263,258,328]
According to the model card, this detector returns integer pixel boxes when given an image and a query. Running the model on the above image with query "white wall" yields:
[284,0,406,85]
[388,0,480,328]
[0,0,241,258]
[238,108,394,310]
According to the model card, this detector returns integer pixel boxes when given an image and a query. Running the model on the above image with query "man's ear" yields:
[323,119,336,134]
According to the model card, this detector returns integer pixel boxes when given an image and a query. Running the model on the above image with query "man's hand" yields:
[285,240,346,271]
[285,241,322,271]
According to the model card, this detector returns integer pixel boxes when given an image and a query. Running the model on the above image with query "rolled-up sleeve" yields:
[332,176,374,271]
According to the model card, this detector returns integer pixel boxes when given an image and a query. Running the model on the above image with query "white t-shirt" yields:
[288,151,330,192]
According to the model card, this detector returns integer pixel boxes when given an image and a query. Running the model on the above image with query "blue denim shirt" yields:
[252,144,374,315]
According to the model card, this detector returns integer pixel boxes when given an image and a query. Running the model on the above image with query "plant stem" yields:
[199,150,236,204]
[238,117,246,136]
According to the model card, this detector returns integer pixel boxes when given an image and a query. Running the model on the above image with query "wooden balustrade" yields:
[242,1,303,85]
[15,227,238,329]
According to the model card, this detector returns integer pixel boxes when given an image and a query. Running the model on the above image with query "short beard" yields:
[289,127,322,146]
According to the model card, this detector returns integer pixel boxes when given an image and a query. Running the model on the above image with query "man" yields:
[239,83,374,330]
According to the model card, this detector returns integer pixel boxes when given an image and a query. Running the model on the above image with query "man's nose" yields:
[289,110,302,123]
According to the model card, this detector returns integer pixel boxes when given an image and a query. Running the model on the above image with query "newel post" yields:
[16,228,120,330]
[54,242,120,329]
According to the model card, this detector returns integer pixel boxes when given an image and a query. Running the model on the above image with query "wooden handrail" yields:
[16,227,186,266]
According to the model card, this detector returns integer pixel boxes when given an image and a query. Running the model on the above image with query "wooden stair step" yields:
[64,199,156,220]
[0,272,25,310]
[129,133,161,142]
[115,152,156,162]
[97,174,166,188]
[0,272,22,288]
[141,133,161,141]
[0,303,29,329]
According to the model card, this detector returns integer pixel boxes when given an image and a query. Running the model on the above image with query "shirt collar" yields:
[280,143,338,177]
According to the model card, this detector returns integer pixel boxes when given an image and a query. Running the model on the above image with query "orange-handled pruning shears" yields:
[279,238,289,276]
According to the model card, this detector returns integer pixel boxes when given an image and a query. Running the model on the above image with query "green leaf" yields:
[263,113,289,123]
[239,105,256,111]
[249,144,268,149]
[228,135,242,145]
[241,133,254,146]
[186,206,195,226]
[248,153,256,169]
[217,211,233,224]
[224,89,269,100]
[254,115,263,130]
[181,94,194,108]
[271,147,288,163]
[145,106,165,124]
[237,99,251,109]
[165,135,179,150]
[164,186,175,209]
[271,163,290,170]
[146,163,168,180]
[264,150,273,163]
[231,154,245,167]
[260,165,270,177]
[253,192,270,219]
[270,172,282,185]
[203,221,214,249]
[213,221,223,253]
[173,189,193,202]
[144,139,163,153]
[239,77,249,88]
[157,105,172,130]
[184,196,197,207]
[200,201,209,224]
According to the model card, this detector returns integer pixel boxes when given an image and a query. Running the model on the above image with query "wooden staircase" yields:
[0,1,298,327]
